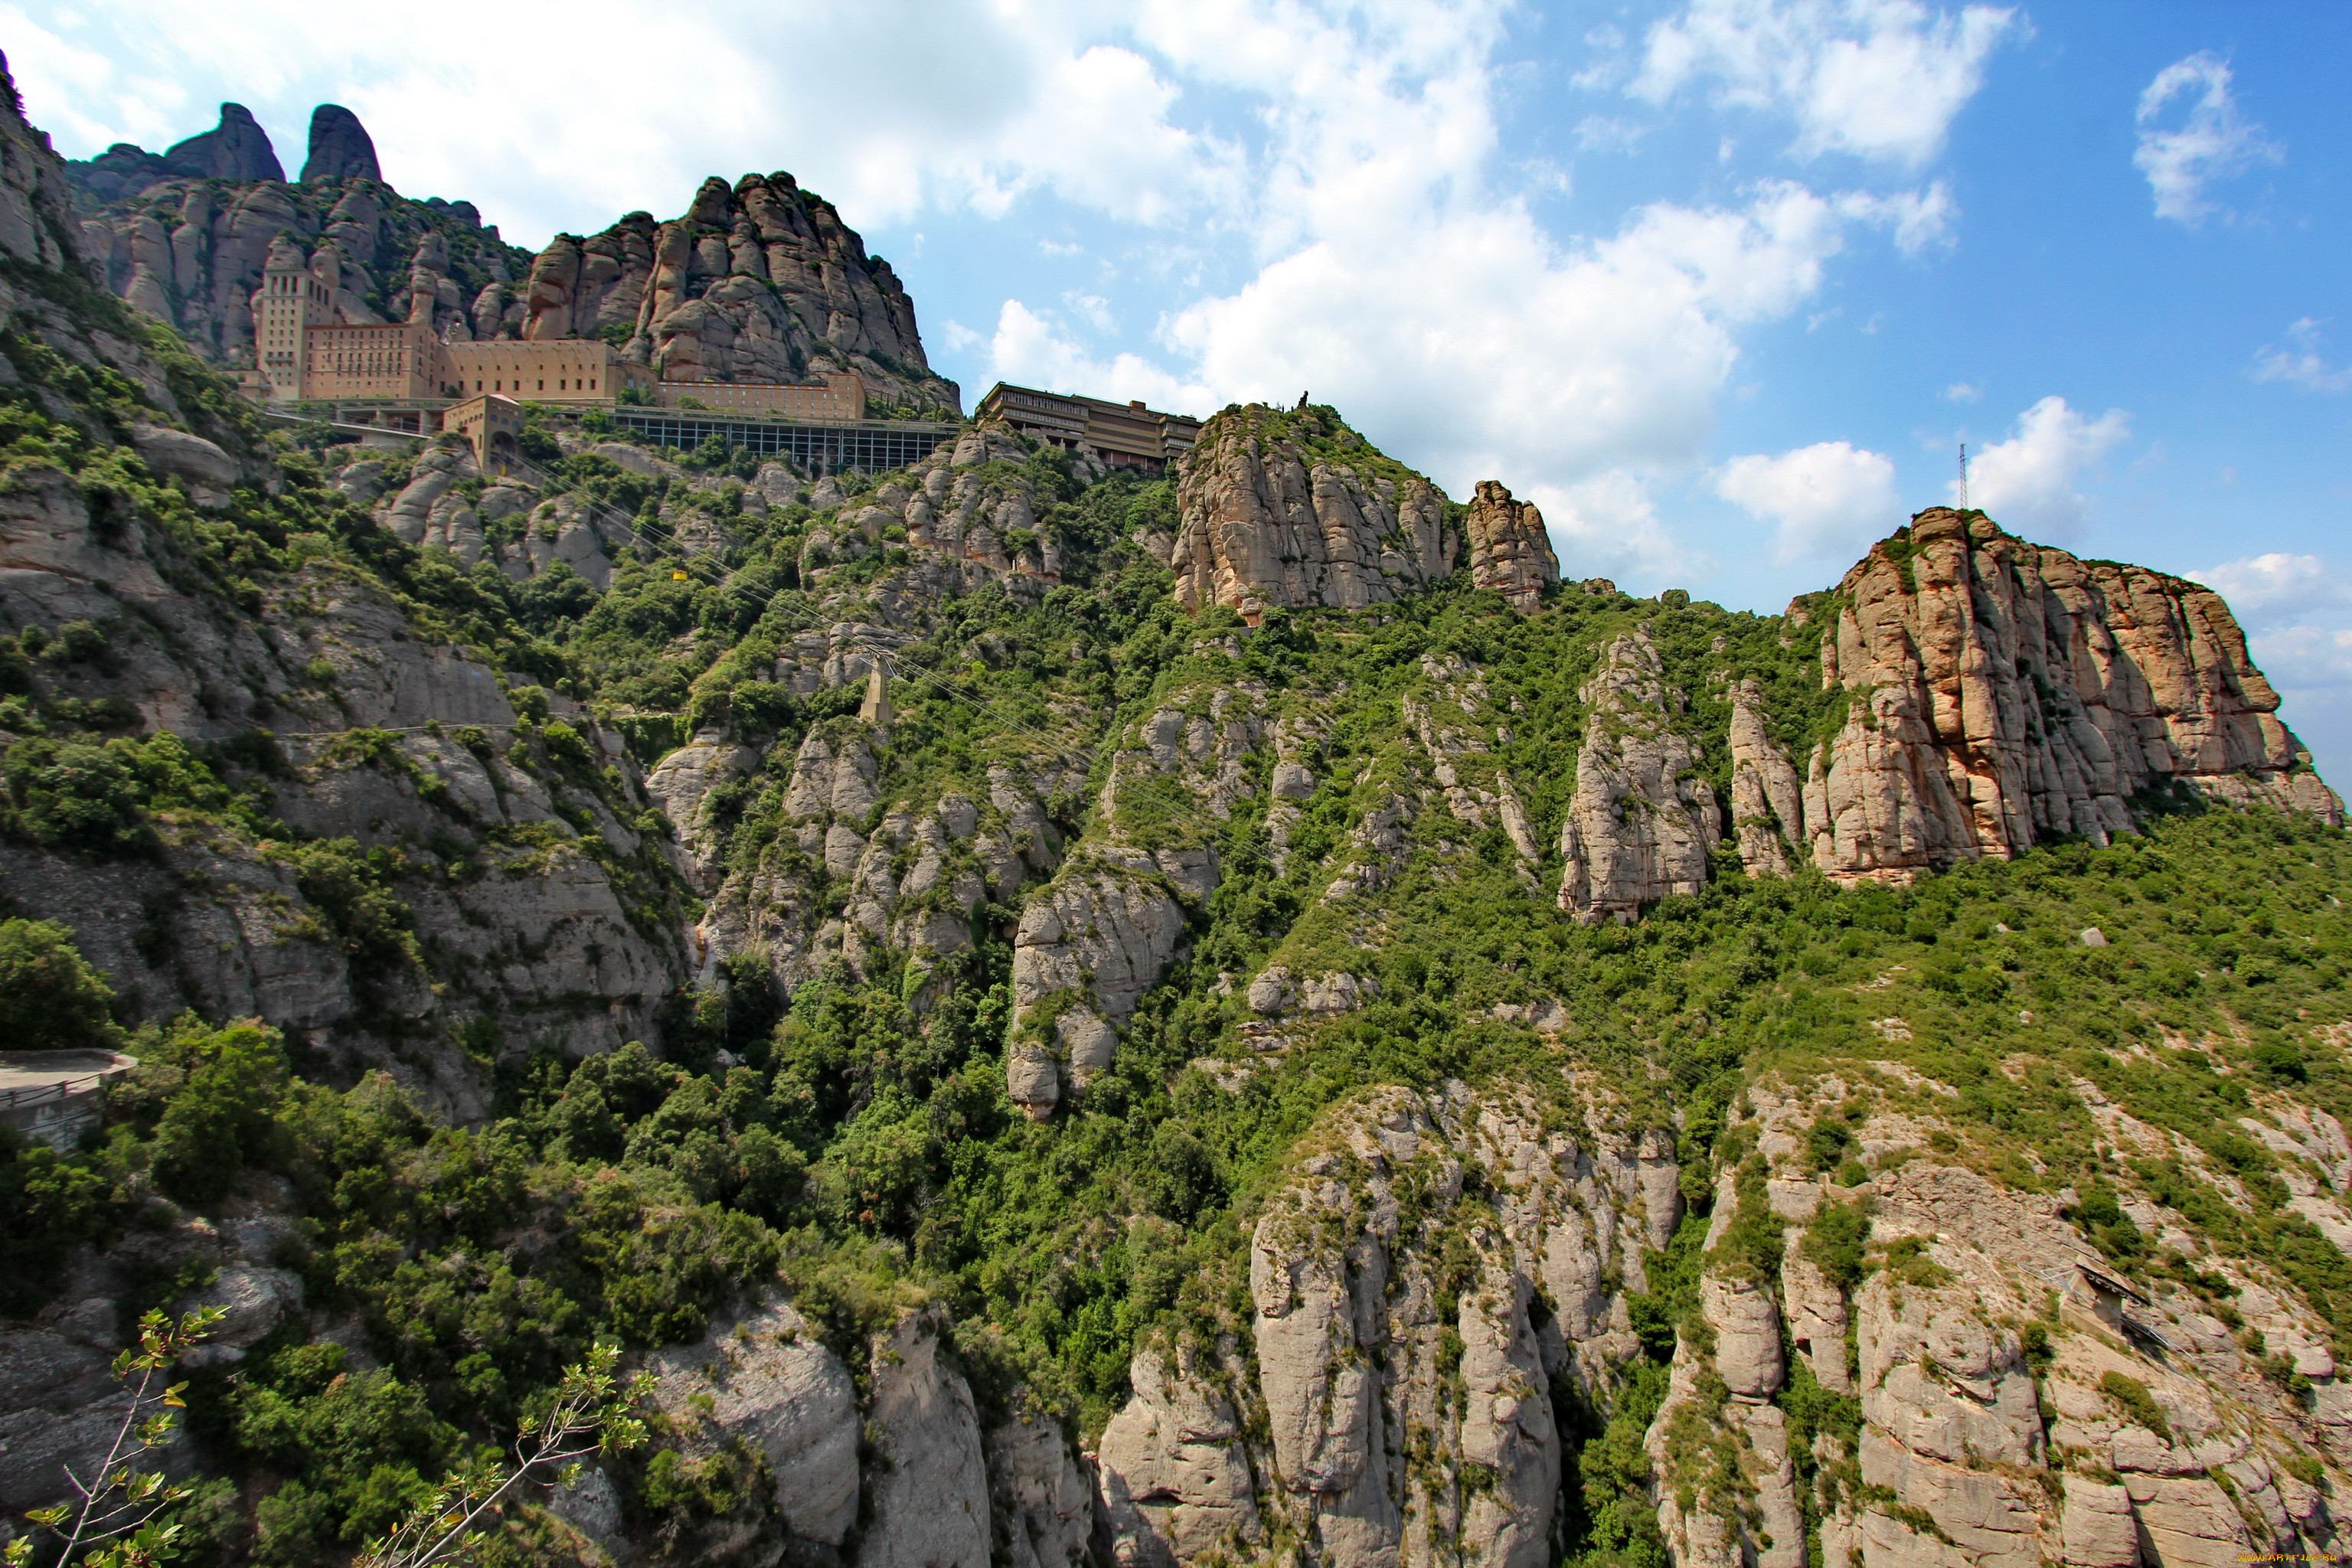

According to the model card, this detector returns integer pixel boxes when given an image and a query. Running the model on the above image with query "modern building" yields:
[0,1050,138,1152]
[976,383,1202,472]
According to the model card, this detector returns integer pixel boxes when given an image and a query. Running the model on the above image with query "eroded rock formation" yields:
[1557,632,1721,920]
[1097,1083,1681,1568]
[1464,479,1559,611]
[299,103,378,183]
[518,172,958,413]
[1169,405,1456,620]
[1727,509,2342,885]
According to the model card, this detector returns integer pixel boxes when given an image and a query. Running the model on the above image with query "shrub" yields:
[0,916,122,1050]
[2099,1370,2172,1442]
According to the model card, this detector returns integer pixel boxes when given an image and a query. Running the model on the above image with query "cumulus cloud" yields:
[2251,319,2352,394]
[0,0,1244,245]
[1942,381,1980,402]
[1631,0,2021,167]
[982,299,1213,412]
[2194,554,2352,619]
[1955,395,2128,539]
[1717,440,1902,564]
[2133,51,2282,226]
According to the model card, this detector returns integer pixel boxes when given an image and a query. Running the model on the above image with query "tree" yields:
[5,1306,225,1568]
[352,1343,654,1568]
[0,918,121,1050]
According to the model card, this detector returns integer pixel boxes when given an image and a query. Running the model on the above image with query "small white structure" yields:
[0,1050,138,1152]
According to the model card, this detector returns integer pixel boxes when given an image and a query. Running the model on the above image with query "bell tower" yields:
[254,245,332,401]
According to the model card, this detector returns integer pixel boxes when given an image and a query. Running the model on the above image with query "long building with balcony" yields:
[976,383,1201,472]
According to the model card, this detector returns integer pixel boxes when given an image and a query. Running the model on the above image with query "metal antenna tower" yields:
[1958,442,1969,509]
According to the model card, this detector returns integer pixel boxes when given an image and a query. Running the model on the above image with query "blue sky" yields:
[10,0,2352,778]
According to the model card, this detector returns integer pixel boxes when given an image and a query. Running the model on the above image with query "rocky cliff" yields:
[521,172,957,413]
[1730,508,2341,886]
[1464,479,1560,611]
[3,60,2347,1568]
[1168,403,1457,620]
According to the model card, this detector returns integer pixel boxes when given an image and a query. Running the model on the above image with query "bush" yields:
[0,916,122,1050]
[2,737,147,851]
[147,1020,289,1204]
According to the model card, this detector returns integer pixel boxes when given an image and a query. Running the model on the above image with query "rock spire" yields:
[300,103,379,182]
[1463,479,1559,610]
[1168,403,1456,621]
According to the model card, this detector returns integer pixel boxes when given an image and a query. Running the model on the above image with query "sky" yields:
[9,0,2352,779]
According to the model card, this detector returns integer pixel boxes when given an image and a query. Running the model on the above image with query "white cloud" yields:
[1631,0,2022,167]
[1955,395,2128,539]
[982,299,1213,412]
[1527,470,1707,586]
[1942,381,1980,402]
[2251,318,2352,394]
[2194,554,2352,619]
[0,0,1244,247]
[1717,440,1902,563]
[2133,51,2282,227]
[2247,626,2352,691]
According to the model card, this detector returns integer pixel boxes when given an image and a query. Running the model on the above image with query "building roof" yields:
[978,381,1201,466]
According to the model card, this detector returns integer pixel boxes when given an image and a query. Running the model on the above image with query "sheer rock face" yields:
[1100,1084,1681,1568]
[986,1420,1096,1568]
[1729,509,2342,884]
[1169,406,1457,622]
[1674,1074,2352,1568]
[0,57,88,276]
[1464,479,1560,611]
[645,1296,862,1549]
[859,1312,992,1568]
[518,172,959,414]
[1096,1344,1263,1568]
[299,104,378,183]
[1558,632,1721,921]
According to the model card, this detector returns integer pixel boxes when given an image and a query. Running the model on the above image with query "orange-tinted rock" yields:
[1169,404,1455,621]
[1464,479,1559,611]
[1733,508,2339,884]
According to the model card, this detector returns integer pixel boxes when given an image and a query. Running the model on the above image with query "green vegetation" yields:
[5,266,2350,1564]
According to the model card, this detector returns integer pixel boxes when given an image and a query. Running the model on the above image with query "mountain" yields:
[63,99,961,415]
[3,59,2348,1568]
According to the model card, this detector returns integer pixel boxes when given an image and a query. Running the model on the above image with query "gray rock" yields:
[858,1312,990,1568]
[300,104,380,183]
[645,1296,861,1547]
[985,1419,1092,1568]
[129,423,238,505]
[161,103,283,182]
